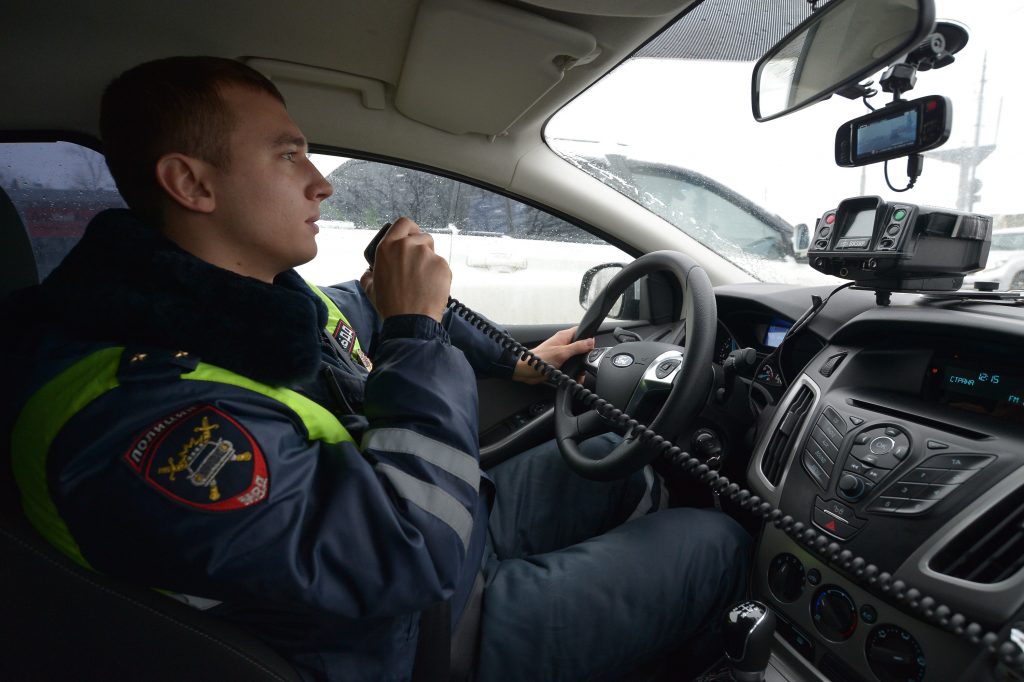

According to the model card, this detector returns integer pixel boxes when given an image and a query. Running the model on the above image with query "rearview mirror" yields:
[752,0,935,121]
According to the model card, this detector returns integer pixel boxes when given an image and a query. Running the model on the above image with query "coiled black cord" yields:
[447,296,1024,672]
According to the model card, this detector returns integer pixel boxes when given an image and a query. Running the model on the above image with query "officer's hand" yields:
[371,217,451,322]
[513,327,595,384]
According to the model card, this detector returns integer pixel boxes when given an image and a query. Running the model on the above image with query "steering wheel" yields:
[554,250,718,481]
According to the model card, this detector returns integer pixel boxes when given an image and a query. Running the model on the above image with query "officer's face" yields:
[210,85,333,279]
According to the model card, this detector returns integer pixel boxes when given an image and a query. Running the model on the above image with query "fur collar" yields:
[8,209,327,385]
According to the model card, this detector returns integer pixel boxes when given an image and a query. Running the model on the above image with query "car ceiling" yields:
[6,0,696,173]
[7,0,764,286]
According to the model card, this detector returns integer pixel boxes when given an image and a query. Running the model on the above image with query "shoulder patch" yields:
[123,405,269,511]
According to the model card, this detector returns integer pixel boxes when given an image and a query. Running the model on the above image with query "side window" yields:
[302,155,632,325]
[0,141,126,280]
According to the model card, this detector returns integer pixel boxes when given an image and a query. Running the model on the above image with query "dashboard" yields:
[736,288,1024,682]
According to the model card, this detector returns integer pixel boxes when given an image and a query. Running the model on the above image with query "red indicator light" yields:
[926,100,938,112]
[826,213,836,225]
[825,519,837,532]
[931,367,939,375]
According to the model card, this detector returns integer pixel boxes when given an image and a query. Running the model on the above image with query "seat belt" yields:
[450,571,485,682]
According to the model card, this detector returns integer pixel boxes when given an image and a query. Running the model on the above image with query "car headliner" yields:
[5,0,766,285]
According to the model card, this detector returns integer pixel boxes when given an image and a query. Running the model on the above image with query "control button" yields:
[837,473,866,501]
[825,213,836,225]
[803,451,831,489]
[807,568,822,586]
[893,209,907,221]
[926,440,949,450]
[844,458,868,476]
[886,224,901,236]
[923,454,993,470]
[886,482,926,500]
[815,497,863,527]
[855,451,896,469]
[863,468,886,484]
[869,437,895,455]
[587,349,605,363]
[869,497,905,513]
[822,407,847,435]
[817,417,844,446]
[815,239,828,249]
[916,484,956,501]
[819,226,832,237]
[849,416,864,426]
[884,427,901,437]
[776,615,816,660]
[813,509,857,540]
[811,427,840,459]
[902,467,945,484]
[654,359,680,379]
[892,445,908,460]
[806,442,835,473]
[859,604,878,625]
[854,433,871,445]
[893,499,938,515]
[936,468,980,485]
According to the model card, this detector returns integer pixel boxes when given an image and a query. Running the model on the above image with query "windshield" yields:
[546,0,1023,285]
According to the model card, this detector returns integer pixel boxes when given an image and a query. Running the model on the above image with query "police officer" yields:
[4,57,749,681]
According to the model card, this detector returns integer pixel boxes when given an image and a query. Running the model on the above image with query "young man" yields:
[4,57,749,681]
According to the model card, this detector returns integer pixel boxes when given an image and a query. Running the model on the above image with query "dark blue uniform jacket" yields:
[3,210,515,681]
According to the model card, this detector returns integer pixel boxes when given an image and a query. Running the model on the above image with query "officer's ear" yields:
[155,153,216,214]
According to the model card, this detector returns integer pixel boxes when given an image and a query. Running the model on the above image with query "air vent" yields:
[931,486,1024,583]
[761,386,814,486]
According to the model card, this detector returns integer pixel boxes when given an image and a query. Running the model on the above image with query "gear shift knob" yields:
[723,600,776,682]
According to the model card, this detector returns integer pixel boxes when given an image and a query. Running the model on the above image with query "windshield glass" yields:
[546,0,1023,285]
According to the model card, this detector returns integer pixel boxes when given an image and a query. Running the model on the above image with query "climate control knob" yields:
[838,473,865,501]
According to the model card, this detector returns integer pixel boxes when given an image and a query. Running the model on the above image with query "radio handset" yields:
[363,221,393,269]
[361,222,1016,670]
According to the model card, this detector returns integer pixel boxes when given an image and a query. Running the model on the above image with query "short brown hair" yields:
[100,56,285,224]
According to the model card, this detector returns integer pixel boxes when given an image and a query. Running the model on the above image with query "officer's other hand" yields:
[513,327,595,384]
[372,217,451,322]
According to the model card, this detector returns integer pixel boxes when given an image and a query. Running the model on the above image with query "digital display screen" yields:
[841,209,876,239]
[763,317,793,348]
[855,108,918,159]
[929,357,1024,423]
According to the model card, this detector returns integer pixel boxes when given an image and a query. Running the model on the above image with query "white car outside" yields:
[964,226,1024,291]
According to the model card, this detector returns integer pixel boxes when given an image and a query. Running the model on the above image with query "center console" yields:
[746,329,1024,682]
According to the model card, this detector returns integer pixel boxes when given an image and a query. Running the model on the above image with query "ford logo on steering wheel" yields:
[611,354,634,368]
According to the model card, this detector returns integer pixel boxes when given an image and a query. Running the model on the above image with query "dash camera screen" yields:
[855,109,918,159]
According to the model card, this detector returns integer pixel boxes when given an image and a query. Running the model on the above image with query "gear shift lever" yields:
[723,600,776,682]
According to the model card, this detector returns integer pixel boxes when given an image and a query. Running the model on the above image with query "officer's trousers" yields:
[475,434,751,682]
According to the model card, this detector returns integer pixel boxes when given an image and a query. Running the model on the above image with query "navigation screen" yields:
[856,109,918,158]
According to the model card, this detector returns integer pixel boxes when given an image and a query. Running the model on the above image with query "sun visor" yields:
[396,0,597,136]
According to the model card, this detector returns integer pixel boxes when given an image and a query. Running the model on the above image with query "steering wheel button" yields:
[654,359,680,379]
